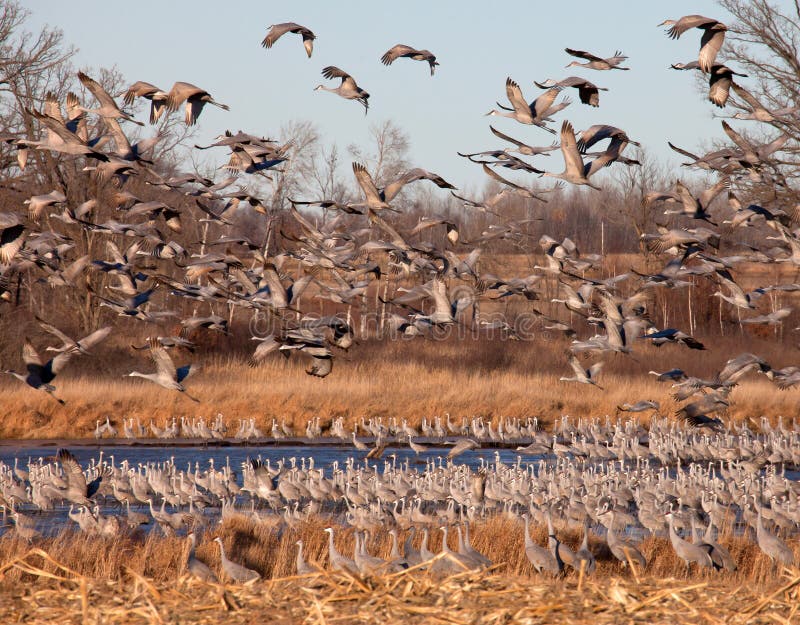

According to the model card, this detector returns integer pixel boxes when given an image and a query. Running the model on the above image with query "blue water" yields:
[0,443,531,477]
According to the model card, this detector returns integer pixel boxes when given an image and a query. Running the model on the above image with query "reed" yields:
[0,336,797,439]
[0,515,798,625]
[0,515,796,584]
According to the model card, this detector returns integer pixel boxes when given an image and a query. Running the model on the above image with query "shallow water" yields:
[0,443,535,536]
[0,442,529,477]
[2,443,796,538]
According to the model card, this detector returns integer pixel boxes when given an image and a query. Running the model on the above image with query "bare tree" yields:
[609,148,672,253]
[716,0,800,200]
[347,119,410,190]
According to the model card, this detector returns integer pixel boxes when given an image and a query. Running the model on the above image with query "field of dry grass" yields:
[0,334,798,439]
[0,515,797,624]
[1,248,799,439]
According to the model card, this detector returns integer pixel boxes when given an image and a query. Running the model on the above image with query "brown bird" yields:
[261,22,315,58]
[535,76,607,107]
[122,81,169,124]
[660,15,727,72]
[565,48,629,71]
[670,62,747,108]
[165,82,230,126]
[315,67,370,113]
[380,44,439,75]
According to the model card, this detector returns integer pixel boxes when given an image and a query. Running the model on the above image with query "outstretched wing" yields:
[57,448,88,496]
[149,341,177,381]
[352,162,385,206]
[560,121,586,177]
[565,48,602,62]
[322,66,350,82]
[381,44,416,65]
[505,77,530,115]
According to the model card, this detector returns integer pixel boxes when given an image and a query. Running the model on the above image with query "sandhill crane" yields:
[381,44,438,75]
[542,121,601,190]
[742,308,792,325]
[573,521,596,575]
[77,72,143,126]
[24,190,67,221]
[676,396,727,431]
[461,522,492,567]
[0,212,25,263]
[546,511,574,572]
[731,82,800,122]
[430,526,476,576]
[665,510,714,571]
[535,77,607,107]
[599,508,647,570]
[560,355,603,388]
[671,61,747,108]
[25,100,109,159]
[660,15,727,72]
[122,81,168,124]
[489,125,558,156]
[721,120,789,166]
[380,167,456,202]
[701,522,737,572]
[277,330,334,378]
[618,400,660,413]
[755,501,795,567]
[315,67,369,113]
[565,48,629,70]
[125,338,200,402]
[351,162,392,210]
[446,438,479,460]
[407,435,429,455]
[186,532,219,582]
[713,269,761,309]
[165,82,230,126]
[324,527,358,574]
[646,178,728,224]
[576,125,639,154]
[4,335,104,405]
[213,537,260,583]
[522,514,560,576]
[485,78,562,133]
[640,226,719,254]
[354,530,393,575]
[295,539,321,575]
[36,318,111,355]
[410,218,459,245]
[56,449,105,506]
[479,163,552,202]
[261,23,315,58]
[644,328,706,350]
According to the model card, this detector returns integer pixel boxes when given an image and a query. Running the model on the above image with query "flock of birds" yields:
[0,12,799,580]
[1,412,799,581]
[0,13,798,436]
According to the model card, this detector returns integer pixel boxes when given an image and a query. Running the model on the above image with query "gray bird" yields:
[381,44,439,75]
[213,537,260,583]
[262,22,315,58]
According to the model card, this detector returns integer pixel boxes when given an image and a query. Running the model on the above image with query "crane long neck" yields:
[218,542,229,563]
[441,527,451,553]
[327,531,338,558]
[523,516,534,548]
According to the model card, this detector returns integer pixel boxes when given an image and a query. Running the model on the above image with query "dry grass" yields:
[0,516,798,624]
[0,335,798,439]
[1,516,798,585]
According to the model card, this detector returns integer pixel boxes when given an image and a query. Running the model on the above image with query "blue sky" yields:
[24,1,739,192]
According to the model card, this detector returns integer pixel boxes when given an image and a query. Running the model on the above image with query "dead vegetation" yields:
[0,516,798,624]
[0,333,797,439]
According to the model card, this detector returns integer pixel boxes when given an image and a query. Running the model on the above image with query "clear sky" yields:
[24,1,740,193]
